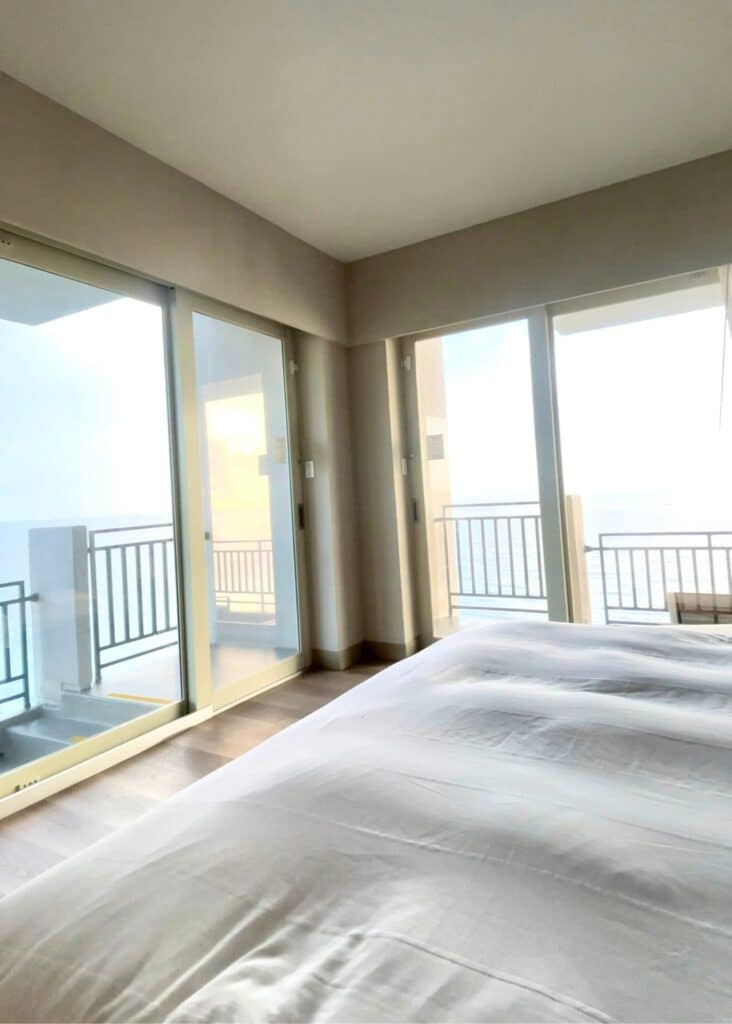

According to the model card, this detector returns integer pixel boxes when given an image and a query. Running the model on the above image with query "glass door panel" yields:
[192,312,301,702]
[553,269,732,625]
[412,319,549,637]
[0,248,183,793]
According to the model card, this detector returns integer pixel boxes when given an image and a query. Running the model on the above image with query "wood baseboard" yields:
[311,643,363,670]
[361,639,414,662]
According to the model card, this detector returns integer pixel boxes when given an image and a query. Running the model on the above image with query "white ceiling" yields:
[1,0,731,261]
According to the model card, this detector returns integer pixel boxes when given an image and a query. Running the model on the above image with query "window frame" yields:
[170,289,310,712]
[399,266,729,642]
[0,229,187,799]
[0,232,311,802]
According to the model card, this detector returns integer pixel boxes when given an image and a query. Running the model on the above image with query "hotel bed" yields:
[1,621,732,1023]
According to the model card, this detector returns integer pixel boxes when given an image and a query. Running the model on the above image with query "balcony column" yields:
[564,495,592,623]
[28,525,93,704]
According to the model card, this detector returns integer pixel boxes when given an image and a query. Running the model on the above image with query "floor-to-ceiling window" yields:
[403,268,731,639]
[0,244,184,791]
[552,269,732,625]
[411,319,549,637]
[191,305,304,706]
[0,235,310,800]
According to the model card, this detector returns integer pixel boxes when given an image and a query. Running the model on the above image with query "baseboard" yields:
[361,639,414,662]
[311,642,363,671]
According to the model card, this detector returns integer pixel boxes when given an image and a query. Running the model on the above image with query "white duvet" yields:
[1,621,732,1023]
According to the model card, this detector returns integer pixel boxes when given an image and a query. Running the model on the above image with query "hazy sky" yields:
[440,300,732,534]
[2,278,730,541]
[0,297,174,524]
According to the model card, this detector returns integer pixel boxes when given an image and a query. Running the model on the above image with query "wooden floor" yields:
[0,663,380,899]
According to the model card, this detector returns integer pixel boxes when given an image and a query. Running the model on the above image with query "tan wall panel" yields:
[298,334,362,654]
[350,340,417,651]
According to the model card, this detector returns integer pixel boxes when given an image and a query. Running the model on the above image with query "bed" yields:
[0,621,731,1023]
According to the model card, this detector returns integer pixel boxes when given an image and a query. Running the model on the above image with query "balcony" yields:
[433,498,732,633]
[0,523,277,775]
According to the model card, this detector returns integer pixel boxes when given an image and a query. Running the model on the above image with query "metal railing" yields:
[0,581,37,709]
[436,502,547,617]
[586,531,732,625]
[212,539,274,614]
[1,523,275,708]
[88,523,179,681]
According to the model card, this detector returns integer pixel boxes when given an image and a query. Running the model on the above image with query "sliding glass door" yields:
[0,236,185,797]
[0,234,310,798]
[404,267,731,640]
[403,316,561,639]
[552,269,732,626]
[190,301,307,707]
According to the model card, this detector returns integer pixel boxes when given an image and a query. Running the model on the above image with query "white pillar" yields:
[28,525,92,702]
[564,495,592,623]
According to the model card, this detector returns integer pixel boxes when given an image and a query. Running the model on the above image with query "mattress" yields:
[1,621,732,1022]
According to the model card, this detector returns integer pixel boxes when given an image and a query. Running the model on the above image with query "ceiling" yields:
[1,0,731,262]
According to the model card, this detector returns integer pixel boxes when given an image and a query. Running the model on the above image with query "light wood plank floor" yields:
[0,664,381,899]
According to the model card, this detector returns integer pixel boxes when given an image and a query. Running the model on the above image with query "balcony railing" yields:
[88,524,179,682]
[436,502,548,617]
[436,503,732,626]
[586,531,732,625]
[89,525,277,676]
[212,539,274,614]
[0,581,37,710]
[1,524,276,713]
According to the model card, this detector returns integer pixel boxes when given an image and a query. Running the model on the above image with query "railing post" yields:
[88,536,102,683]
[18,581,31,709]
[708,533,717,596]
[28,525,93,702]
[564,495,592,623]
[441,516,453,619]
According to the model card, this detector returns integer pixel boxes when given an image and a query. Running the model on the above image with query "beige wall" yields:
[350,339,417,657]
[347,148,732,345]
[297,334,362,664]
[0,73,346,342]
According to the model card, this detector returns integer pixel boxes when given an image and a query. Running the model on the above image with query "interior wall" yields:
[347,148,732,346]
[0,73,346,342]
[297,334,362,666]
[350,339,417,659]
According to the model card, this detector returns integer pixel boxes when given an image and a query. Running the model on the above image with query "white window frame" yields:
[0,229,186,800]
[171,289,310,712]
[400,266,728,642]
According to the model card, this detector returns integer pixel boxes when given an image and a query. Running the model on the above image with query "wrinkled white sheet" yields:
[1,621,732,1023]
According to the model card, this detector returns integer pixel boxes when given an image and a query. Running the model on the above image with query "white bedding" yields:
[1,621,732,1023]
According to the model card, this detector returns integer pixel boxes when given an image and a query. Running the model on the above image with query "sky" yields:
[439,297,732,538]
[1,266,730,544]
[0,296,174,525]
